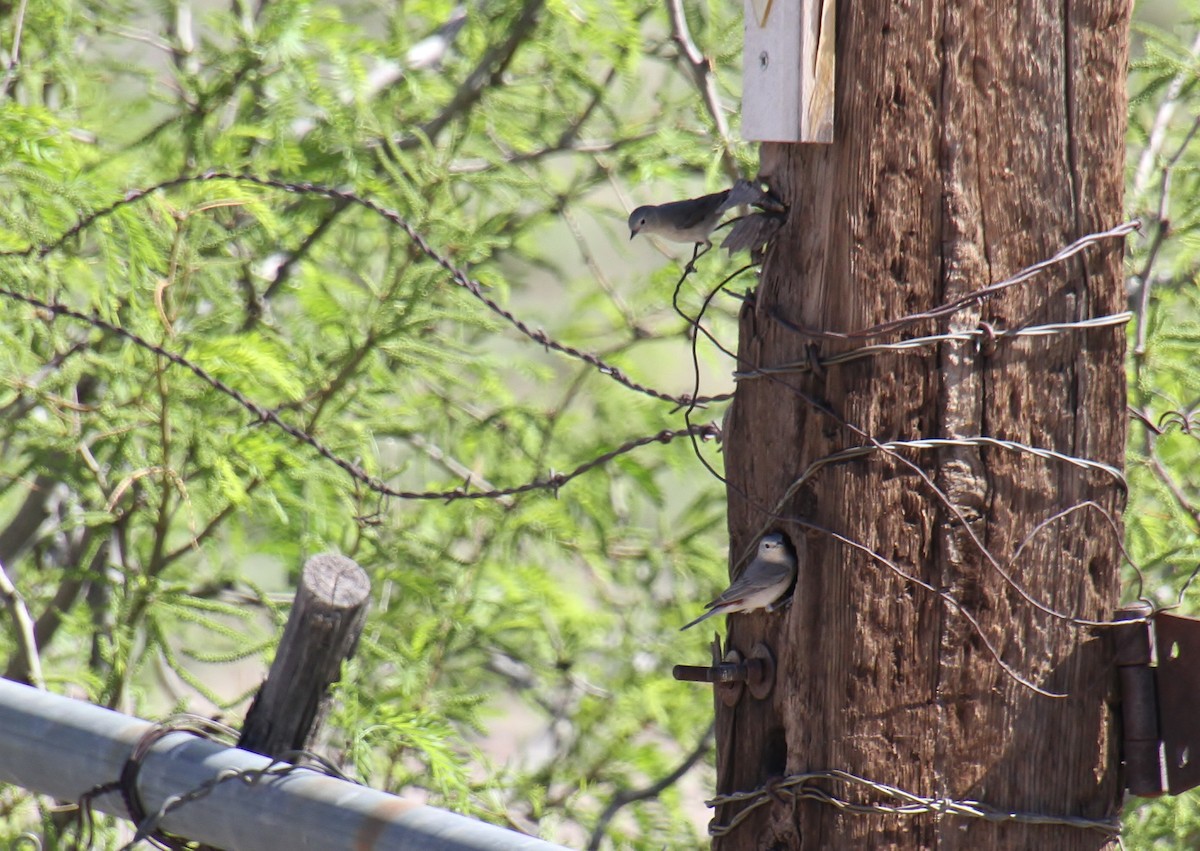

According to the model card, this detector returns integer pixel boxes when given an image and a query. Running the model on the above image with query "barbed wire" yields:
[741,451,1134,698]
[1007,500,1149,615]
[733,312,1133,380]
[672,248,753,484]
[120,758,350,851]
[766,220,1139,341]
[667,258,1063,695]
[1131,403,1200,438]
[0,171,718,408]
[10,172,1122,694]
[758,433,1138,624]
[69,715,353,851]
[0,172,1157,702]
[704,768,1120,838]
[830,436,1125,487]
[0,283,718,503]
[72,715,238,850]
[667,223,1137,696]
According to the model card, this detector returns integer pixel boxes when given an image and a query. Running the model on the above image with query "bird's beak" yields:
[629,229,637,241]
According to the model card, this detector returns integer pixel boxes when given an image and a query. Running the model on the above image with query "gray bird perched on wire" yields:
[628,179,768,248]
[680,532,797,631]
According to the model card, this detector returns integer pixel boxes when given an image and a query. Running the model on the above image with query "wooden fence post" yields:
[238,553,370,758]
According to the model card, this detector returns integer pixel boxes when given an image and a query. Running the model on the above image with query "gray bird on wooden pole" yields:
[628,179,768,248]
[680,532,797,631]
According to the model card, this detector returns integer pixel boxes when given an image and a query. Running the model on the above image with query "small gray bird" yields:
[680,533,797,631]
[628,180,775,248]
[628,190,733,247]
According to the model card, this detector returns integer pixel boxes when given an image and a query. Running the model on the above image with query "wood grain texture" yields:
[239,554,370,758]
[715,0,1130,848]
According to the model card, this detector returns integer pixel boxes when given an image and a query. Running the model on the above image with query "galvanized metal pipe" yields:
[0,678,568,850]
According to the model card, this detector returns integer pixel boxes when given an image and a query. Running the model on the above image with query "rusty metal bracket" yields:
[1111,606,1200,797]
[1112,605,1161,797]
[1155,611,1200,794]
[672,637,776,706]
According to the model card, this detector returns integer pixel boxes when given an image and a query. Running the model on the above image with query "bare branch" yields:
[664,0,740,183]
[0,559,42,690]
[0,0,29,99]
[586,724,714,851]
[389,0,546,152]
[1132,27,1200,196]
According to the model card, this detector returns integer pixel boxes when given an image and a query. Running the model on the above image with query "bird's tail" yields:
[680,607,719,631]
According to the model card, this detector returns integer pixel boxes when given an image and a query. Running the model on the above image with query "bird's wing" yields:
[708,558,793,606]
[720,180,766,213]
[658,190,731,230]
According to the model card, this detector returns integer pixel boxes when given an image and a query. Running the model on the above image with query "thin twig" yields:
[1145,452,1200,533]
[1133,115,1200,357]
[0,559,42,690]
[664,0,741,183]
[1133,27,1200,196]
[403,433,512,508]
[0,0,29,99]
[448,134,652,175]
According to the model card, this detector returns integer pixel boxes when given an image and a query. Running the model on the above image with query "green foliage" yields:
[0,0,746,848]
[18,0,1200,846]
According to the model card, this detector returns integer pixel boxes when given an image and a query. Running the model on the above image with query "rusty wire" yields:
[671,245,752,485]
[669,258,1070,693]
[1130,403,1200,438]
[0,284,717,503]
[72,715,238,850]
[1,173,1149,697]
[668,222,1138,696]
[68,715,352,851]
[766,219,1139,341]
[704,768,1120,838]
[0,171,718,408]
[119,758,349,851]
[733,312,1133,380]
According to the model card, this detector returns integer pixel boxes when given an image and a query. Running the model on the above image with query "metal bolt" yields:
[672,659,764,685]
[672,643,776,705]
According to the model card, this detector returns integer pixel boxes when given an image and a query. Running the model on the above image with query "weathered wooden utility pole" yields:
[717,1,1131,848]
